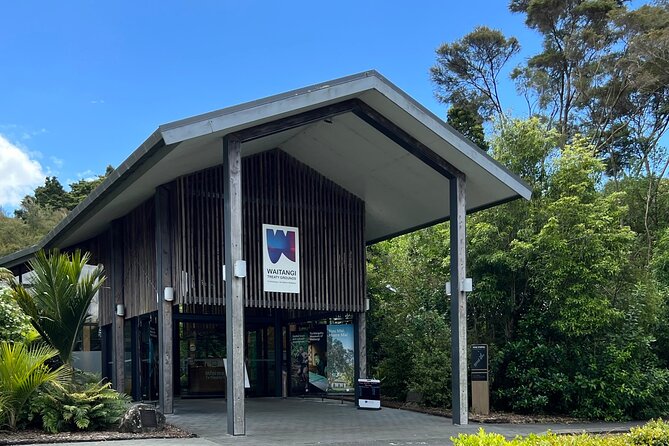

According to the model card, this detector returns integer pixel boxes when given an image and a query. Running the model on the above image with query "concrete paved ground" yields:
[23,397,645,446]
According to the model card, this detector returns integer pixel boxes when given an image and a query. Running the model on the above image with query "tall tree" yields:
[447,106,489,151]
[66,165,114,209]
[431,26,520,121]
[34,176,69,211]
[509,0,625,137]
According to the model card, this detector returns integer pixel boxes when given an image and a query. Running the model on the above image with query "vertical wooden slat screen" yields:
[122,199,156,319]
[171,149,365,313]
[70,231,113,326]
[173,167,226,307]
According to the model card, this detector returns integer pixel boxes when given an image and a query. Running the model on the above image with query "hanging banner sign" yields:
[262,224,300,293]
[326,324,354,392]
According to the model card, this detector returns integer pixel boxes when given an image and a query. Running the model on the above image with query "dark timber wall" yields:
[89,148,366,325]
[173,149,366,312]
[76,233,113,326]
[122,199,157,319]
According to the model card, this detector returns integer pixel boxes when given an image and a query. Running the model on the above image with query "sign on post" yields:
[471,344,489,415]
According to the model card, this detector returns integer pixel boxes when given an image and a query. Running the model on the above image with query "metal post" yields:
[450,173,468,425]
[224,134,245,435]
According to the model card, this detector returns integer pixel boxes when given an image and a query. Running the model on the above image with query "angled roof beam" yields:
[235,99,359,142]
[352,101,462,181]
[232,97,461,183]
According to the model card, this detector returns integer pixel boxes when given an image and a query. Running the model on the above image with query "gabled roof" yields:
[0,70,531,269]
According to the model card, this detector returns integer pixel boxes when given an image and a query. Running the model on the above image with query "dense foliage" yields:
[0,167,112,258]
[0,252,127,433]
[28,374,129,433]
[368,116,669,419]
[0,289,32,343]
[366,0,669,420]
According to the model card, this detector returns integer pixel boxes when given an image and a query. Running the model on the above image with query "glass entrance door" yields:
[246,325,277,397]
[138,314,159,401]
[178,321,226,397]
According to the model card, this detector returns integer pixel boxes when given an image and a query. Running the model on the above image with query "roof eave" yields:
[0,129,168,268]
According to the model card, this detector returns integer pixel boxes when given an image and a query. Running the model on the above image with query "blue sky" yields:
[0,1,547,210]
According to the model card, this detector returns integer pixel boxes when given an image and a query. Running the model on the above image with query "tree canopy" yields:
[368,0,669,420]
[0,167,112,257]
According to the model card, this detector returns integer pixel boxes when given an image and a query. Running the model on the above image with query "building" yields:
[0,71,531,435]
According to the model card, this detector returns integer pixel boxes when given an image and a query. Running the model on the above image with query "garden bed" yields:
[328,395,581,424]
[0,423,195,445]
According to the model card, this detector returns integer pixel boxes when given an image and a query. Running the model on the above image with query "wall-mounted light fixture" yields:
[445,278,473,296]
[164,287,174,302]
[234,260,247,278]
[116,304,125,317]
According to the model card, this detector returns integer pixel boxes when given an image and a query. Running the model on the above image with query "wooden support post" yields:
[274,311,283,397]
[110,220,125,393]
[155,186,174,414]
[450,173,468,425]
[353,312,366,405]
[224,134,246,436]
[357,312,367,379]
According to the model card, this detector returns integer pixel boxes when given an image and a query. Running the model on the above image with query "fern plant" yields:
[30,379,130,433]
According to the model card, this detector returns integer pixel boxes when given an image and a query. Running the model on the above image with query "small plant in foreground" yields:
[0,341,67,430]
[451,420,669,446]
[29,379,130,433]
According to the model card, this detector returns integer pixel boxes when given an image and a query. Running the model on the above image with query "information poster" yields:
[262,224,300,294]
[290,332,309,395]
[326,324,354,392]
[308,326,328,393]
[290,324,355,395]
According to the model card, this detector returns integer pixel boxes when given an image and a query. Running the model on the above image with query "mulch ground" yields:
[0,423,196,445]
[329,395,581,424]
[381,399,581,424]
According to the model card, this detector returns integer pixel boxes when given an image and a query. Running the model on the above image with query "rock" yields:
[118,403,166,433]
[405,390,423,403]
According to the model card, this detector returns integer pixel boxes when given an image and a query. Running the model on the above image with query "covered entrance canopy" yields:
[0,71,531,435]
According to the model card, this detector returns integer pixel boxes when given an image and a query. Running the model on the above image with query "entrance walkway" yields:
[165,398,644,446]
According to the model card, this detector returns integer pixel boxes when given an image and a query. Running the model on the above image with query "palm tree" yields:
[0,267,13,282]
[9,250,105,365]
[0,341,68,430]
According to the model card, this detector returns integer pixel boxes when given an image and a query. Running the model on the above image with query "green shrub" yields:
[29,379,129,433]
[451,421,669,446]
[0,289,31,343]
[629,419,669,446]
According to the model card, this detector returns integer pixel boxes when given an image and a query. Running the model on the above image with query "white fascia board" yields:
[159,74,379,145]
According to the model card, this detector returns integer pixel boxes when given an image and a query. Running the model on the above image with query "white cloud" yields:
[50,156,64,169]
[0,134,45,208]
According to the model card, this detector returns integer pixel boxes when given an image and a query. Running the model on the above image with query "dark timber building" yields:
[0,72,531,435]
